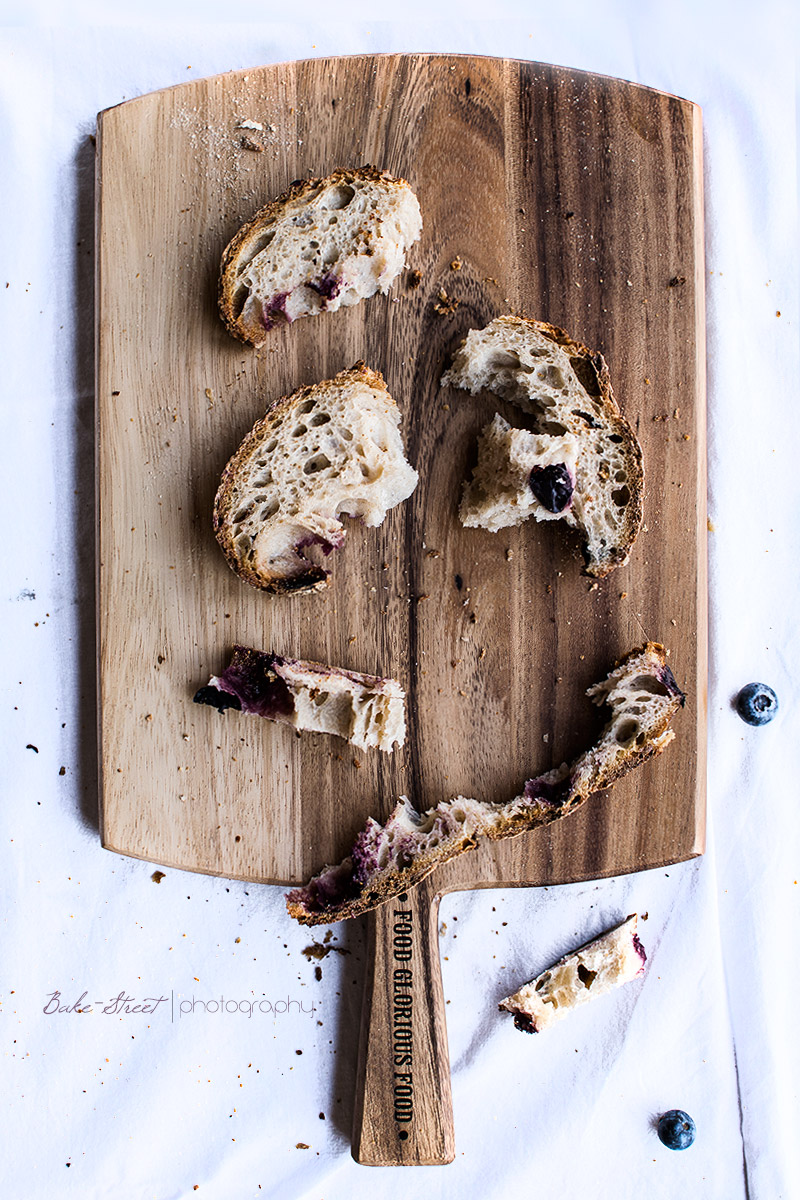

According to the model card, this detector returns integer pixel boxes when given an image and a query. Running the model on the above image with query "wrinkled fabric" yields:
[1,8,798,1199]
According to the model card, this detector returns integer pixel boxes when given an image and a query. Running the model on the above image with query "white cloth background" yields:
[1,5,798,1198]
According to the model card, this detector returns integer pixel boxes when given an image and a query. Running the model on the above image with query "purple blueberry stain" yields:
[308,273,343,305]
[632,933,647,967]
[295,530,343,558]
[523,773,574,808]
[261,291,291,330]
[529,463,574,513]
[194,646,294,721]
[288,859,359,914]
[659,664,687,705]
[193,685,242,714]
[351,831,381,887]
[512,1012,538,1034]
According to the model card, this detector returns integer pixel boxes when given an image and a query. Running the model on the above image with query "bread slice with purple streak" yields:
[286,643,685,924]
[213,363,418,595]
[194,645,406,753]
[499,913,647,1033]
[218,166,422,347]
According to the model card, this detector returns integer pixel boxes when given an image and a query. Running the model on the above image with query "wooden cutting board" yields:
[96,53,706,1166]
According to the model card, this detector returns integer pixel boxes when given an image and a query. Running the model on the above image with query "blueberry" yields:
[735,682,778,726]
[529,463,573,513]
[656,1110,696,1150]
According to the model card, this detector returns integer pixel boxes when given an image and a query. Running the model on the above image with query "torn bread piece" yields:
[442,315,644,577]
[213,362,418,595]
[193,645,406,753]
[219,166,422,347]
[499,914,646,1034]
[461,413,582,530]
[286,643,684,924]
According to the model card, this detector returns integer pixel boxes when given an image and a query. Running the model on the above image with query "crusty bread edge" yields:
[287,643,682,925]
[453,315,645,577]
[212,361,388,595]
[511,315,644,577]
[218,166,416,347]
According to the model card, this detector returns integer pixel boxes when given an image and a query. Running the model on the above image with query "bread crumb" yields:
[450,257,462,270]
[434,288,460,315]
[151,871,166,884]
[707,518,716,532]
[407,268,422,289]
[241,136,264,152]
[668,275,686,287]
[352,758,361,769]
[505,548,513,561]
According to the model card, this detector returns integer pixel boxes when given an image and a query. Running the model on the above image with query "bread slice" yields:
[499,913,646,1034]
[441,316,644,577]
[213,362,418,595]
[193,645,406,753]
[219,166,422,347]
[286,643,684,924]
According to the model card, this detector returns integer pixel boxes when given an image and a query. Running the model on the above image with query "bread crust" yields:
[213,361,394,595]
[529,318,644,576]
[218,166,417,346]
[286,643,683,925]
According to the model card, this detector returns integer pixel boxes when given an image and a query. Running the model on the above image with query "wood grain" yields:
[351,878,454,1165]
[96,54,706,1165]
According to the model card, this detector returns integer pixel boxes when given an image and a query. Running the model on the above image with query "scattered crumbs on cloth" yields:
[302,940,350,961]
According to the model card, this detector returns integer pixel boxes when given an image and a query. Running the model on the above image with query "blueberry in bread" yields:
[218,167,422,347]
[499,913,646,1033]
[441,315,644,577]
[286,643,684,924]
[213,362,418,595]
[194,645,406,753]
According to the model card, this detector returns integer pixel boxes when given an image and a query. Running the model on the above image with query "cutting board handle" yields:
[351,876,455,1165]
